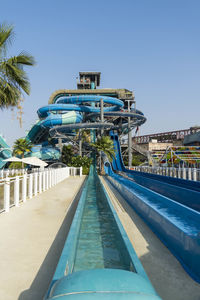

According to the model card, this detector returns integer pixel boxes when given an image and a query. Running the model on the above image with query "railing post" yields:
[29,174,33,199]
[52,170,54,186]
[51,170,54,186]
[46,170,49,190]
[4,177,10,212]
[188,168,192,181]
[49,170,52,188]
[182,168,186,180]
[80,167,82,176]
[39,172,42,193]
[14,176,20,207]
[43,171,46,191]
[34,173,38,196]
[193,168,197,181]
[22,174,27,202]
[56,169,58,184]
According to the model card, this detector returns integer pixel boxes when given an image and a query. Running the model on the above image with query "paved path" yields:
[1,173,200,300]
[0,176,85,300]
[101,177,200,300]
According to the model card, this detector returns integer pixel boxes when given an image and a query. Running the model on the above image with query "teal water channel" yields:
[73,168,134,273]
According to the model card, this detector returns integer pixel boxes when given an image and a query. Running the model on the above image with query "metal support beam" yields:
[79,129,82,156]
[58,138,63,154]
[100,98,104,136]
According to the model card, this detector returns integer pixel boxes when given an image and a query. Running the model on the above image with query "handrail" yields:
[0,167,82,214]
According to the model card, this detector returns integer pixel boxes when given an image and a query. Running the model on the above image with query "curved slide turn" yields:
[0,135,12,169]
[25,95,146,161]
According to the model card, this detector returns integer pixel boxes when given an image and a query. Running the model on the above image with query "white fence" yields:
[0,168,26,178]
[0,167,82,213]
[132,166,200,181]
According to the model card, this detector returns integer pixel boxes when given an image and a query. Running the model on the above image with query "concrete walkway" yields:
[101,177,200,300]
[0,176,85,300]
[1,173,200,300]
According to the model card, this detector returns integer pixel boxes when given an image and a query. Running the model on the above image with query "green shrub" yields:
[8,162,27,169]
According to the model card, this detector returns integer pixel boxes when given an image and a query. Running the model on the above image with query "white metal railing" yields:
[0,167,82,214]
[131,166,200,181]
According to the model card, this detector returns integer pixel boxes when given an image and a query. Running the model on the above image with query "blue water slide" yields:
[0,135,12,169]
[26,95,146,161]
[110,132,200,212]
[107,133,200,282]
[45,166,161,299]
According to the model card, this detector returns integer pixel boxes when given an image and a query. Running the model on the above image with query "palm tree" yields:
[0,23,35,108]
[91,136,115,174]
[13,138,32,168]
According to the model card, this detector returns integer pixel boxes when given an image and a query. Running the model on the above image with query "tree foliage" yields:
[61,144,92,174]
[13,138,32,158]
[0,23,35,108]
[61,145,74,165]
[91,136,115,161]
[8,161,27,169]
[91,135,115,174]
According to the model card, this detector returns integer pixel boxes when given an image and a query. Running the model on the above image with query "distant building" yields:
[49,71,134,105]
[184,129,200,146]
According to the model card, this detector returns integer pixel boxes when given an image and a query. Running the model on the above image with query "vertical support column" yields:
[125,99,133,169]
[100,98,104,135]
[79,129,82,157]
[80,167,82,177]
[34,173,38,196]
[22,174,27,202]
[29,174,33,199]
[14,176,20,207]
[100,98,104,170]
[58,138,63,153]
[4,177,10,212]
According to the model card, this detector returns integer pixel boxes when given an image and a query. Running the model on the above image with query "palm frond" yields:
[0,60,30,93]
[0,23,14,53]
[91,136,115,162]
[13,138,32,157]
[0,78,20,107]
[0,23,35,109]
[13,52,36,66]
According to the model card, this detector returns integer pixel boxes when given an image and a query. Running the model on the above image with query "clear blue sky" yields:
[0,0,199,146]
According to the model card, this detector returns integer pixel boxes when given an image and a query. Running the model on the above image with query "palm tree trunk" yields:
[22,154,24,169]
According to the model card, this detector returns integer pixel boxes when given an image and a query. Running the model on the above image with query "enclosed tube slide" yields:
[25,95,146,161]
[0,135,12,169]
